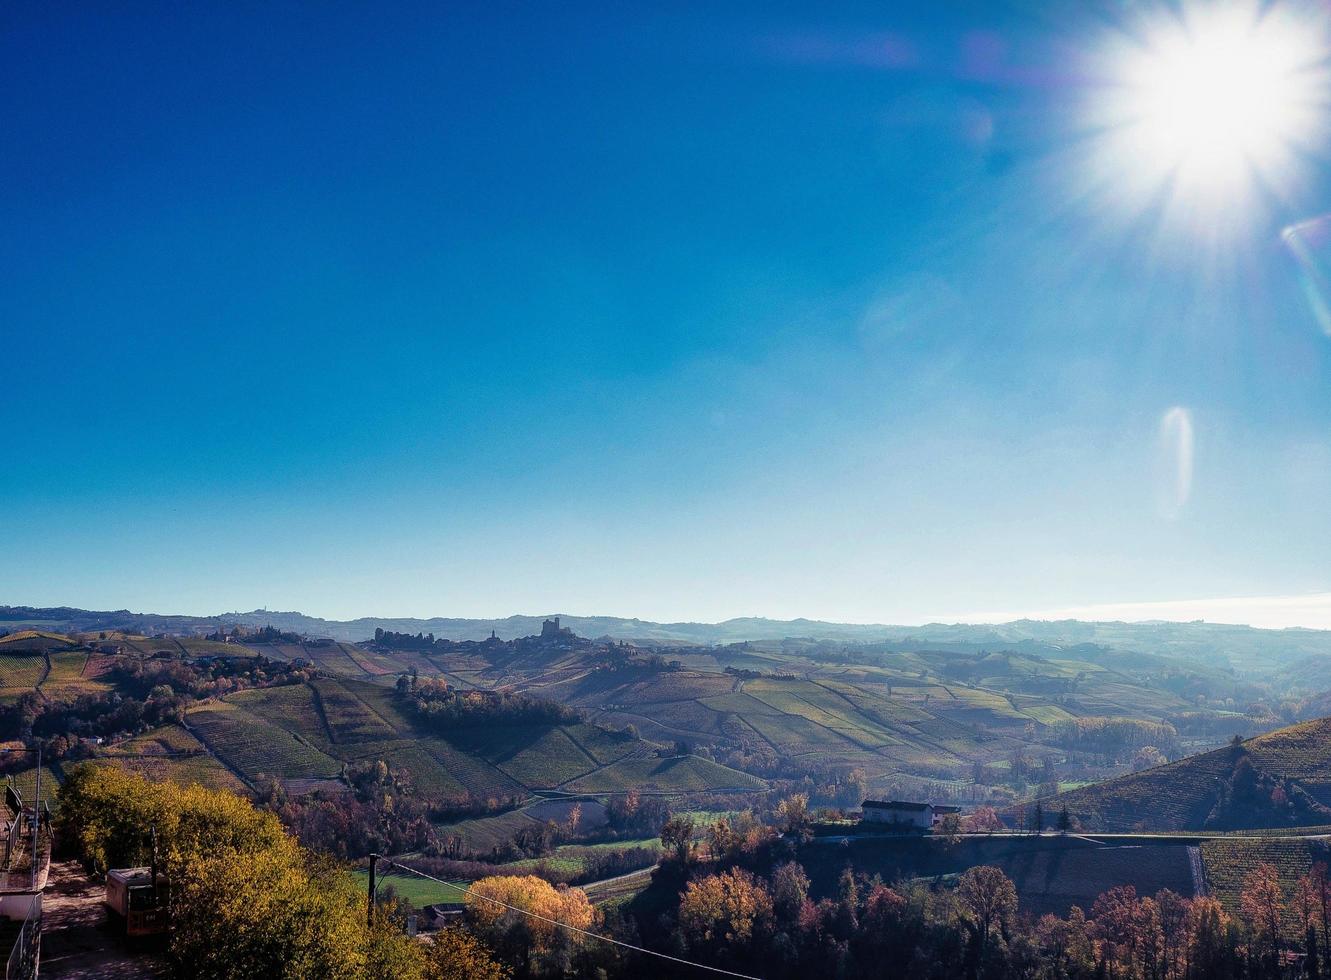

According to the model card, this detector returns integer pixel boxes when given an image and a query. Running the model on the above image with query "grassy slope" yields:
[503,641,1227,793]
[0,637,760,813]
[1037,717,1331,832]
[189,675,760,805]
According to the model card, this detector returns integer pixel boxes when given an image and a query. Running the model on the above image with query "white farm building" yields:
[860,800,961,829]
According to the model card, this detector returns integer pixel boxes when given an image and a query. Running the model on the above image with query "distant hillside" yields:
[1038,715,1331,832]
[8,604,1331,673]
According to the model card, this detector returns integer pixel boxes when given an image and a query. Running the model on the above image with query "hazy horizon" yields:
[10,589,1331,632]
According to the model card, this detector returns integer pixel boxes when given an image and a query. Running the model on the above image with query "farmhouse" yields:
[861,800,962,829]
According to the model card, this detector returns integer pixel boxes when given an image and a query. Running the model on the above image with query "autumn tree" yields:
[466,875,598,978]
[1241,861,1285,972]
[677,867,774,965]
[1091,885,1143,973]
[57,766,427,979]
[769,860,811,924]
[660,814,695,867]
[776,792,811,838]
[424,926,510,980]
[1187,895,1234,979]
[957,865,1017,957]
[964,805,1003,835]
[173,850,423,979]
[1034,906,1095,978]
[1156,888,1191,980]
[1133,746,1168,772]
[937,811,963,844]
[1300,862,1331,970]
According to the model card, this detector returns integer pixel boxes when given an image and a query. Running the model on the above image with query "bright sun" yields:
[1099,2,1329,212]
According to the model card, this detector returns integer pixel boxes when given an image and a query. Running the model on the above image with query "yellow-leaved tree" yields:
[466,874,598,977]
[677,866,773,963]
[57,765,504,980]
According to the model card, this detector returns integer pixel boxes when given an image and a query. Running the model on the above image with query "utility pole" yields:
[367,853,379,928]
[30,745,41,892]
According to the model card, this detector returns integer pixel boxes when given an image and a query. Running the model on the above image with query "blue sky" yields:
[4,1,1331,625]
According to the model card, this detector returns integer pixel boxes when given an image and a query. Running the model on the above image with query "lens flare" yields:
[1157,407,1194,520]
[1283,215,1331,336]
[1086,1,1331,234]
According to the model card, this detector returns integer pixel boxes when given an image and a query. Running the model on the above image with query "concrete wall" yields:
[0,891,40,921]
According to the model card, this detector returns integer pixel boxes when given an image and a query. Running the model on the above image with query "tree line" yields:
[400,676,581,729]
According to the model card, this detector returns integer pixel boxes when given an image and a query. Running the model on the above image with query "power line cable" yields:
[379,858,764,980]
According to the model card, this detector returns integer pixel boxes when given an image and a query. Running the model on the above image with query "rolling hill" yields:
[424,635,1277,798]
[4,619,1312,804]
[1036,715,1331,832]
[0,630,763,864]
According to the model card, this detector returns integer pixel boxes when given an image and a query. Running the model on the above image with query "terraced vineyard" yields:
[498,639,1232,795]
[434,807,553,854]
[1040,716,1331,831]
[227,684,335,752]
[310,678,398,743]
[179,674,760,813]
[89,724,246,792]
[186,701,342,783]
[444,725,598,789]
[565,755,765,793]
[88,742,247,793]
[1201,838,1329,940]
[7,622,1317,864]
[363,742,469,797]
[0,766,60,807]
[1034,752,1235,831]
[0,654,46,694]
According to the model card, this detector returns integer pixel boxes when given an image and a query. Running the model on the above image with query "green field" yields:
[355,867,468,908]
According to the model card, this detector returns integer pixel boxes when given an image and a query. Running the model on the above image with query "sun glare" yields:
[1093,2,1329,226]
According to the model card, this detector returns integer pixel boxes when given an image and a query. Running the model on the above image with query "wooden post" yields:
[367,853,379,928]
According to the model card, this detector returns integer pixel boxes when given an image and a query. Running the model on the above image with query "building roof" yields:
[932,805,961,814]
[107,868,157,886]
[862,800,931,811]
